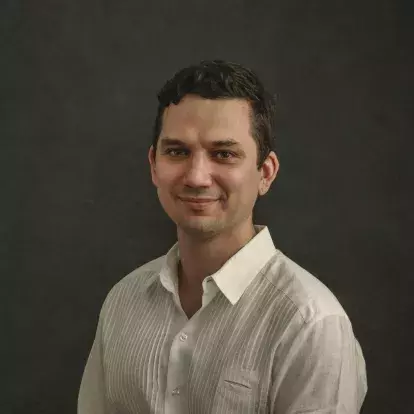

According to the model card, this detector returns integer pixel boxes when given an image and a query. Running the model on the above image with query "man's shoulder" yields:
[264,250,349,323]
[122,255,165,285]
[102,254,166,308]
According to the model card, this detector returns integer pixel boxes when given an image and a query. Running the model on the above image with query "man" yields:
[78,60,367,413]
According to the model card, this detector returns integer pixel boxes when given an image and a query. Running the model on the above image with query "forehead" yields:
[160,95,253,143]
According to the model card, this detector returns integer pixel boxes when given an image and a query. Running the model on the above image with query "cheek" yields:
[155,164,179,189]
[226,168,260,195]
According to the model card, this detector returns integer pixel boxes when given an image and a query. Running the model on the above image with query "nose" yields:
[182,153,213,188]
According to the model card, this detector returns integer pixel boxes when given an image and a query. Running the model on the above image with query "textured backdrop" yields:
[3,0,413,413]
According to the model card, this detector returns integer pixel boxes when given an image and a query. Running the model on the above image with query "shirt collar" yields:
[159,225,277,305]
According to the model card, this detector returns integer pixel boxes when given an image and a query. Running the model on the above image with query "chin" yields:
[176,216,225,236]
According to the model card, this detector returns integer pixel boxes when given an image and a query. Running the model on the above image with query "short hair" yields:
[151,59,277,169]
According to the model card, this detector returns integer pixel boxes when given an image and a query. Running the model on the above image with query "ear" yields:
[259,151,279,196]
[148,145,158,187]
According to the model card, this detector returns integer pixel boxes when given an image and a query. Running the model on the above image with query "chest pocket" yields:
[213,366,260,413]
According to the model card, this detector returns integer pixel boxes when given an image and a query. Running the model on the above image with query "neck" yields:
[177,219,257,290]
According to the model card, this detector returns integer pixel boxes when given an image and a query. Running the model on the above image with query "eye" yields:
[213,151,236,159]
[164,148,188,157]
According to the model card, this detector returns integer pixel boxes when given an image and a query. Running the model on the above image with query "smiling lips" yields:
[179,197,217,202]
[178,197,218,209]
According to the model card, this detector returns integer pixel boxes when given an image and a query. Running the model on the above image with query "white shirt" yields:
[78,225,367,414]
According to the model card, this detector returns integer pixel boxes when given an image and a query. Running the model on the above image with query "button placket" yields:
[165,317,196,413]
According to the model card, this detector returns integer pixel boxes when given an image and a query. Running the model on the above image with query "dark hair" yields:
[151,59,277,169]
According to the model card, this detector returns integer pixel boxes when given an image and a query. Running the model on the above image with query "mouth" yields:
[178,197,218,210]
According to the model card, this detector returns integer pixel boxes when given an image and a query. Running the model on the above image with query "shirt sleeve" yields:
[270,314,368,413]
[77,314,109,414]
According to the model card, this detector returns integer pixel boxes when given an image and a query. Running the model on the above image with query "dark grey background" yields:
[3,0,413,413]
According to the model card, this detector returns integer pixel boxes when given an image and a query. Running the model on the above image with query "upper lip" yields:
[179,197,217,202]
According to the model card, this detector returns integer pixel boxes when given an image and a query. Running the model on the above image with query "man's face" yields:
[149,95,275,238]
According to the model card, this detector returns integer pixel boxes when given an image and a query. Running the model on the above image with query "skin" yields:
[149,94,279,315]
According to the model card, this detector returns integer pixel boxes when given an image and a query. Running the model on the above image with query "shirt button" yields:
[172,387,180,396]
[179,333,188,341]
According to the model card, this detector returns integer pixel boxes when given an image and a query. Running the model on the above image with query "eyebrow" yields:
[159,137,242,148]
